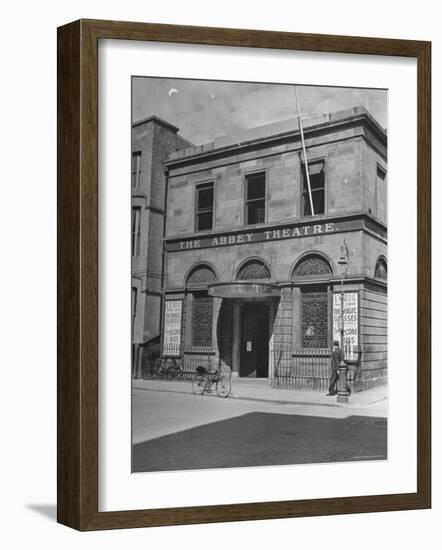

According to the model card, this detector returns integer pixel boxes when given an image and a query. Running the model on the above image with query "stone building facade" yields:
[131,116,191,377]
[159,106,388,390]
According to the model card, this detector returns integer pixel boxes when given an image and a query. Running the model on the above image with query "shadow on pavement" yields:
[132,411,387,473]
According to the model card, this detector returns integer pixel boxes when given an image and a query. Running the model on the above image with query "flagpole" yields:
[294,86,315,216]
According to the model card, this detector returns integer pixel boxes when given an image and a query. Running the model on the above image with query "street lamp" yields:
[336,241,349,403]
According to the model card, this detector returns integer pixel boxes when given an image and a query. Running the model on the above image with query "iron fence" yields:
[140,344,216,382]
[272,347,330,391]
[272,346,360,391]
[139,343,363,389]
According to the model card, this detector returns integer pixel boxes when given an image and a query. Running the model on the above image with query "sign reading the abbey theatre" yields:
[166,217,365,252]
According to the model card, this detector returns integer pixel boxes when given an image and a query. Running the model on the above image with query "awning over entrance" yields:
[208,281,281,299]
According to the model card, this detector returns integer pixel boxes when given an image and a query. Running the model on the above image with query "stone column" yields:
[185,292,193,349]
[268,299,276,379]
[232,300,241,376]
[273,287,293,374]
[273,287,293,347]
[292,286,302,350]
[211,297,222,369]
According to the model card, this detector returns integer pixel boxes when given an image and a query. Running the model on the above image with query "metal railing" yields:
[139,343,366,389]
[272,347,331,391]
[272,346,361,391]
[140,344,216,382]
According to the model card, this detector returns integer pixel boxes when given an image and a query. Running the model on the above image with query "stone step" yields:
[231,377,271,385]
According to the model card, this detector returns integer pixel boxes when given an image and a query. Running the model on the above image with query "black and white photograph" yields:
[130,77,388,473]
[2,0,436,544]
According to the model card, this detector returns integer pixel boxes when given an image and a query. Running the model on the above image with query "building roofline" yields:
[165,106,387,166]
[132,115,179,133]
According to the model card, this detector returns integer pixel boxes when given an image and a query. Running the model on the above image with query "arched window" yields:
[292,254,332,349]
[374,257,387,280]
[237,259,271,280]
[293,254,332,278]
[186,265,216,348]
[186,265,217,287]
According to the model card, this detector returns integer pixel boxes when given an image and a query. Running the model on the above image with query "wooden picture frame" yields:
[57,19,431,531]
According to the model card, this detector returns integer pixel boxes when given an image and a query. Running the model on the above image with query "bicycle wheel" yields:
[216,370,231,398]
[192,374,206,395]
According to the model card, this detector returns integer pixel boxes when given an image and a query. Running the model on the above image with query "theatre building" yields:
[158,106,388,390]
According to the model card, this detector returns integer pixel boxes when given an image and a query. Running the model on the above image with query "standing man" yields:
[327,340,344,396]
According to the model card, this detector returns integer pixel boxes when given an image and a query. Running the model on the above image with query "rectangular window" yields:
[377,165,386,182]
[131,287,138,318]
[131,287,138,338]
[195,182,214,231]
[301,286,328,348]
[131,151,142,188]
[192,291,213,347]
[131,207,141,257]
[302,161,325,216]
[245,172,266,225]
[375,165,387,219]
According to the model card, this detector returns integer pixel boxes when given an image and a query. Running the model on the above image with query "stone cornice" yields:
[164,108,387,169]
[165,211,387,250]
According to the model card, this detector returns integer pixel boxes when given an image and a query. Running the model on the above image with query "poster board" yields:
[332,291,359,360]
[163,299,182,355]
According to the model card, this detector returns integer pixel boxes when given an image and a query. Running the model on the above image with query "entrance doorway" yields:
[240,302,269,377]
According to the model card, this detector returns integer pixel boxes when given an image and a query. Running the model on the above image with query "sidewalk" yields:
[132,377,388,411]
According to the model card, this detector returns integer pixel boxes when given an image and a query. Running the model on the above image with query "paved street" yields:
[132,381,387,472]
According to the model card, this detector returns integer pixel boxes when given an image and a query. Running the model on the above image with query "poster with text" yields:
[163,300,182,354]
[333,292,359,360]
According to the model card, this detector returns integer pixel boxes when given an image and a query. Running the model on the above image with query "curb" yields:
[133,382,387,409]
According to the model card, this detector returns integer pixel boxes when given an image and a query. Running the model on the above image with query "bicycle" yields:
[192,365,232,398]
[157,356,183,378]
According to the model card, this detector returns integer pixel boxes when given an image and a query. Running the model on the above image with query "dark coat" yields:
[331,348,345,370]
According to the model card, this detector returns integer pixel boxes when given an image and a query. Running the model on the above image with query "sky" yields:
[132,77,387,146]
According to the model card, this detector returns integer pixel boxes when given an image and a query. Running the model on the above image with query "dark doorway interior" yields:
[240,302,269,377]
